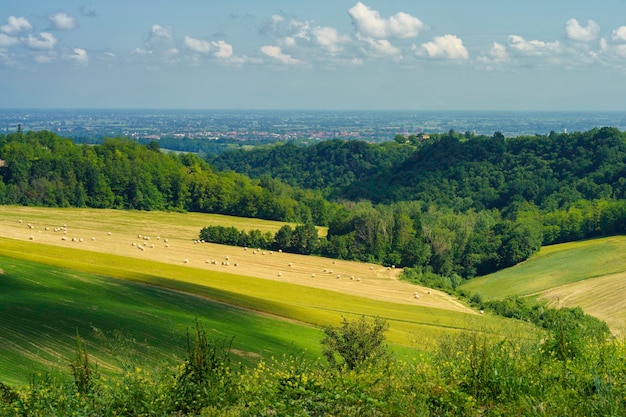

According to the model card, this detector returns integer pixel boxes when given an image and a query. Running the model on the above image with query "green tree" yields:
[274,225,294,252]
[291,223,319,255]
[321,316,390,370]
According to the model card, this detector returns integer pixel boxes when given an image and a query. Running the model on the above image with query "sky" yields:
[1,0,626,111]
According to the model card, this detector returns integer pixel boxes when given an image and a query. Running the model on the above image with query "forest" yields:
[2,127,626,284]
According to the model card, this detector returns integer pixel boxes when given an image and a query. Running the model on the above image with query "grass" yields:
[0,206,535,385]
[0,238,514,346]
[0,255,323,386]
[459,235,626,335]
[460,236,626,299]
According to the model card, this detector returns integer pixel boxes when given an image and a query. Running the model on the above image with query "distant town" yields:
[2,109,626,143]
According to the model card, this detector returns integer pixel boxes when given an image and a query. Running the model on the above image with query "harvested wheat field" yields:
[0,206,472,314]
[539,271,626,336]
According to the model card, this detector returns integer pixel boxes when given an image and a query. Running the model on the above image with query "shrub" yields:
[172,320,239,414]
[321,316,390,370]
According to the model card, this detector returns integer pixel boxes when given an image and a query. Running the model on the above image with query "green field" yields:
[460,236,626,299]
[0,207,533,385]
[0,254,326,386]
[460,236,626,334]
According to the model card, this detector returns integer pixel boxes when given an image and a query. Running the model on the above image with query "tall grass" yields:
[2,320,625,417]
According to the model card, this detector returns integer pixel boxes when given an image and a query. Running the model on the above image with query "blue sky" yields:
[1,1,626,110]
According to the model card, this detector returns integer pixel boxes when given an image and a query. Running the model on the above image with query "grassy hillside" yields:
[460,236,626,334]
[0,206,535,385]
[0,255,323,386]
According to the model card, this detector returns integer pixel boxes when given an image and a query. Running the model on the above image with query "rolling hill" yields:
[459,236,626,334]
[0,206,525,385]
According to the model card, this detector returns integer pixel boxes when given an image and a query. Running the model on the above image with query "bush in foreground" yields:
[2,317,626,416]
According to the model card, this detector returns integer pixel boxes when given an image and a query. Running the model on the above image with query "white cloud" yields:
[183,37,235,60]
[261,13,352,63]
[612,26,626,42]
[488,42,508,61]
[48,12,77,30]
[478,42,509,68]
[358,34,401,57]
[184,36,211,54]
[421,34,468,60]
[64,48,88,64]
[312,26,349,54]
[615,44,626,58]
[566,19,600,42]
[261,45,301,64]
[135,24,179,64]
[598,36,626,61]
[262,14,311,40]
[0,33,18,48]
[24,32,57,50]
[348,2,426,39]
[132,47,150,56]
[211,40,233,59]
[98,51,116,61]
[507,35,560,56]
[1,16,32,35]
[150,24,173,39]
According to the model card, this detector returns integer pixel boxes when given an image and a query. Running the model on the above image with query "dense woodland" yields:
[0,129,337,225]
[3,127,626,284]
[212,127,626,279]
[210,139,414,193]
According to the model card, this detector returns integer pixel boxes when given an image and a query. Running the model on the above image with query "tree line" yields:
[0,130,338,225]
[199,223,320,255]
[210,139,415,196]
[212,127,626,213]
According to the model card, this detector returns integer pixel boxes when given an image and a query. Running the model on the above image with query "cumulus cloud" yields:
[64,47,88,64]
[48,12,77,30]
[598,36,626,61]
[357,34,401,57]
[0,33,18,48]
[261,14,308,40]
[348,2,426,39]
[1,16,32,35]
[137,24,179,63]
[211,40,233,59]
[24,32,57,50]
[260,13,352,63]
[615,45,626,58]
[612,26,626,42]
[261,45,301,64]
[421,34,468,60]
[183,37,235,60]
[477,42,509,68]
[150,24,173,40]
[566,19,600,42]
[312,26,350,54]
[507,35,560,56]
[184,36,211,54]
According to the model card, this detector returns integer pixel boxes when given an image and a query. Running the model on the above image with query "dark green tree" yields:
[291,223,320,255]
[321,316,390,370]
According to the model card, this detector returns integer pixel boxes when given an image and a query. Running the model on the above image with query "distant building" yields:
[0,159,6,168]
